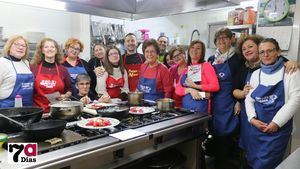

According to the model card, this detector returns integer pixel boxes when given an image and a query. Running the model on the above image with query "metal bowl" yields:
[50,101,83,120]
[128,92,144,106]
[157,98,175,112]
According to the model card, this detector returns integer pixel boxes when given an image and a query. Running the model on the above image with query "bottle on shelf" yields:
[14,94,23,107]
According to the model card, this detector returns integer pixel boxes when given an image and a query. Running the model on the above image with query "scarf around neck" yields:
[260,56,284,74]
[213,47,235,65]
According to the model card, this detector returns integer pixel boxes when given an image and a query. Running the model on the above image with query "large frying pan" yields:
[0,113,66,141]
[0,107,43,132]
[97,106,129,119]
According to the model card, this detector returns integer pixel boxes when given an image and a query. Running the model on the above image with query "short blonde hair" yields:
[2,35,29,60]
[31,38,63,65]
[64,38,84,52]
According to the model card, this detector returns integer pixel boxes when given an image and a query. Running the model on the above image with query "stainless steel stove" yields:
[0,107,209,169]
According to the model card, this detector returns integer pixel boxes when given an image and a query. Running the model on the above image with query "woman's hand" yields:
[80,96,91,105]
[234,102,241,116]
[94,66,106,77]
[98,94,111,103]
[263,122,279,134]
[188,88,202,100]
[250,118,268,132]
[242,83,253,97]
[185,78,196,88]
[58,92,71,101]
[285,61,299,74]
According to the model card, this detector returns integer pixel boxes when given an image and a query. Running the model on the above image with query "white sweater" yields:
[245,66,300,127]
[0,57,32,99]
[95,67,129,95]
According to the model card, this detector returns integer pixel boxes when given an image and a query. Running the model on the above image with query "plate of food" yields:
[85,102,117,110]
[129,106,155,115]
[77,117,120,129]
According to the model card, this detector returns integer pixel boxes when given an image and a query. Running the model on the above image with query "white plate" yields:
[86,102,117,109]
[77,117,120,129]
[129,106,155,115]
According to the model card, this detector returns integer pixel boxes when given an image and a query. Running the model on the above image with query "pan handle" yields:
[0,113,26,128]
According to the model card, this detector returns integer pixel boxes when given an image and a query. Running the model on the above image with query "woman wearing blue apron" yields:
[0,36,34,108]
[208,28,243,169]
[138,39,173,102]
[245,38,300,169]
[175,40,219,113]
[63,38,92,95]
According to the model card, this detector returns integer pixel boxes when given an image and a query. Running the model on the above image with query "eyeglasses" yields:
[259,48,277,56]
[13,43,26,48]
[173,53,183,60]
[109,52,119,56]
[69,46,81,52]
[216,36,229,41]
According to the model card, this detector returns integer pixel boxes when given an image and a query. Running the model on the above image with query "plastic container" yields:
[14,94,23,107]
[227,10,236,26]
[243,6,256,24]
[234,8,244,25]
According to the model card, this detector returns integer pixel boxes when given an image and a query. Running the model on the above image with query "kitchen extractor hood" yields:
[57,0,245,20]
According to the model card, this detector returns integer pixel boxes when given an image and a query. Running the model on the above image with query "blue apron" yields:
[211,62,238,136]
[181,73,208,113]
[0,58,34,108]
[138,64,164,102]
[239,70,252,150]
[247,70,292,169]
[66,60,87,95]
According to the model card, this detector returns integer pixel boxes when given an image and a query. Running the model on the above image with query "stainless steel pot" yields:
[128,92,144,106]
[157,98,175,112]
[50,101,83,120]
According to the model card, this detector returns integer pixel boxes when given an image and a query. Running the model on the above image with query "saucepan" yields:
[0,113,66,141]
[0,107,43,132]
[50,101,83,120]
[128,92,144,106]
[143,98,175,112]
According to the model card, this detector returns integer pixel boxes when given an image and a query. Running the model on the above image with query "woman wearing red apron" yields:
[168,46,187,108]
[96,46,129,100]
[245,38,300,169]
[176,40,219,113]
[0,35,34,108]
[31,38,72,114]
[122,33,145,92]
[138,39,173,102]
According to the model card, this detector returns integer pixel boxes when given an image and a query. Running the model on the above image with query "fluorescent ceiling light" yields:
[0,0,67,11]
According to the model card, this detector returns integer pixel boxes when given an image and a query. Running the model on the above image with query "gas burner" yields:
[66,125,110,141]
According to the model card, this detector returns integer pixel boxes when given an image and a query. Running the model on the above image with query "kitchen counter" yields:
[0,112,210,169]
[276,147,300,169]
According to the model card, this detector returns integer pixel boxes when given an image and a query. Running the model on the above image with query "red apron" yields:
[34,63,64,113]
[123,54,143,92]
[106,75,125,98]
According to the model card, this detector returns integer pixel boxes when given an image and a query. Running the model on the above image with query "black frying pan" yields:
[0,113,66,141]
[97,106,129,119]
[0,107,43,133]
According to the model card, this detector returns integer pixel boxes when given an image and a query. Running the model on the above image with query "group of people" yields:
[0,27,300,169]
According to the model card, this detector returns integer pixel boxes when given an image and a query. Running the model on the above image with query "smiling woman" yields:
[0,35,34,108]
[245,38,300,169]
[30,38,72,113]
[137,39,173,102]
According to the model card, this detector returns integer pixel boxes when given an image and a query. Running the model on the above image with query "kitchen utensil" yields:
[128,106,155,115]
[98,106,129,119]
[0,107,43,132]
[128,92,144,106]
[0,113,66,141]
[157,98,175,112]
[50,101,83,120]
[76,117,120,129]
